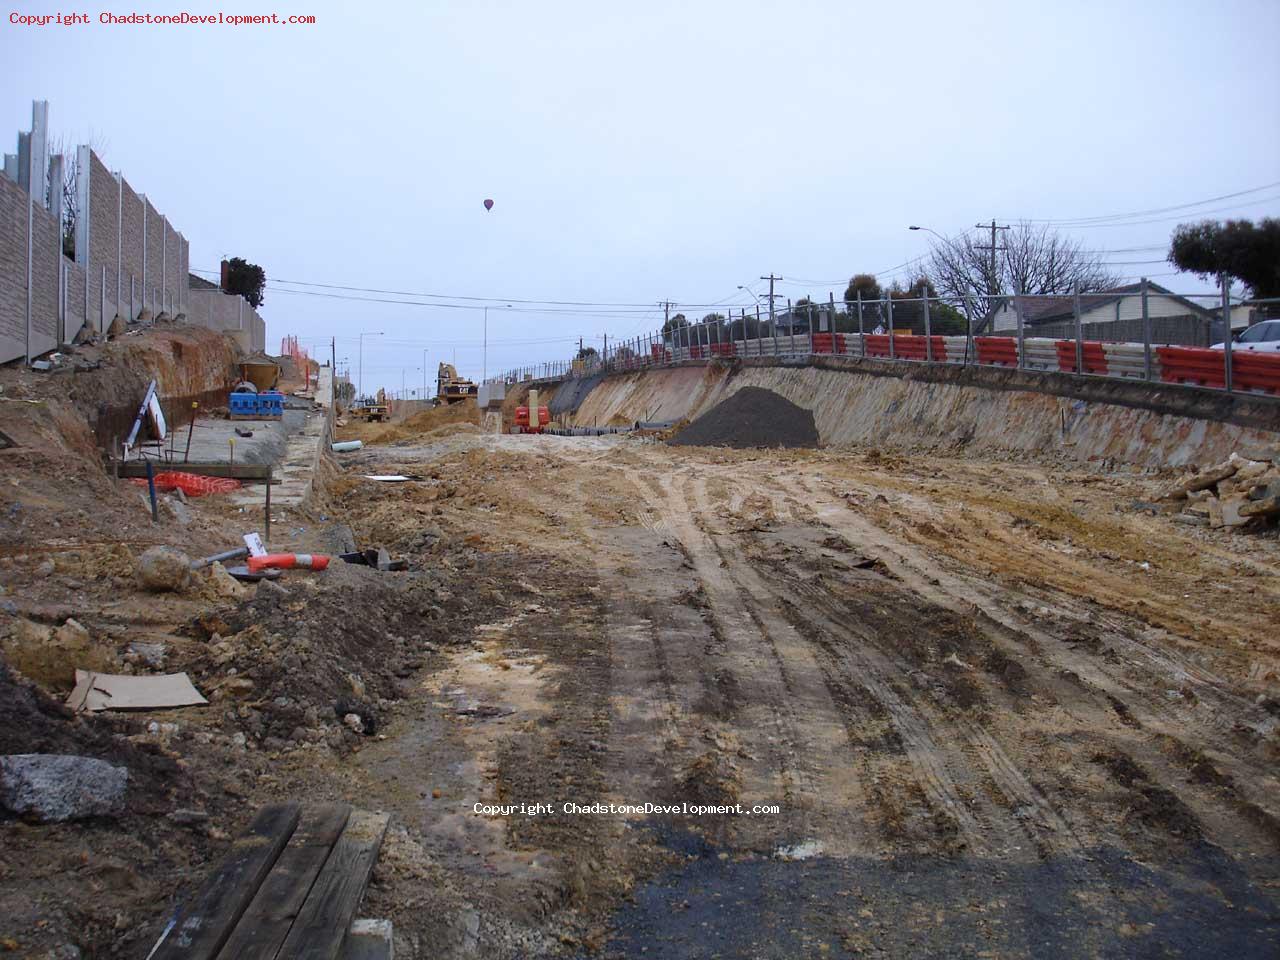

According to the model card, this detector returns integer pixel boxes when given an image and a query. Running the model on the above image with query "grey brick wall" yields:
[64,256,85,341]
[163,220,179,315]
[0,174,26,363]
[188,287,264,352]
[144,199,162,314]
[119,178,144,320]
[87,151,117,330]
[29,200,58,356]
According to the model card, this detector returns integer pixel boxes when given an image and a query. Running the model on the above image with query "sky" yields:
[3,0,1279,395]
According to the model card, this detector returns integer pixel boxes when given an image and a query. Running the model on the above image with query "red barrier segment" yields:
[1233,352,1280,395]
[1054,341,1109,375]
[881,335,948,362]
[810,333,849,355]
[975,337,1019,367]
[864,334,893,358]
[710,342,737,357]
[1157,347,1226,389]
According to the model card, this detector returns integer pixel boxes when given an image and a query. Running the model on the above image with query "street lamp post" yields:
[358,331,384,400]
[422,348,428,401]
[483,306,487,382]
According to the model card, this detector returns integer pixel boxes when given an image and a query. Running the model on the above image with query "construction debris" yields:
[66,669,208,713]
[0,754,129,822]
[138,545,193,592]
[1159,452,1280,530]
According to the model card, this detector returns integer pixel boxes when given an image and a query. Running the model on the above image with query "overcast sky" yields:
[4,0,1278,393]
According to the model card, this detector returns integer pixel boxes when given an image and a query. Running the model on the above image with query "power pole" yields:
[974,220,1010,290]
[759,274,782,325]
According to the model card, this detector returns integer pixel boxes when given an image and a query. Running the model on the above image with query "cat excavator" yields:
[435,362,478,405]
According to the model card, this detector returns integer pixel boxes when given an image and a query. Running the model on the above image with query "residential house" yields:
[983,282,1214,346]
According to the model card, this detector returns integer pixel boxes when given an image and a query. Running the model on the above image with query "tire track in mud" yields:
[791,474,1280,863]
[623,467,863,850]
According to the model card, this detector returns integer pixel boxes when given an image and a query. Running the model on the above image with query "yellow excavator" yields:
[436,362,478,405]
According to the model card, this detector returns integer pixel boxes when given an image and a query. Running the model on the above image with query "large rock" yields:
[138,546,192,592]
[0,754,128,822]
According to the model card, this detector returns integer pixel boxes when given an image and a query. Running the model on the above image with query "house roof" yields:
[986,282,1211,325]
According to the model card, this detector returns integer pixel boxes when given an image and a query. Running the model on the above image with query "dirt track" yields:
[328,431,1280,957]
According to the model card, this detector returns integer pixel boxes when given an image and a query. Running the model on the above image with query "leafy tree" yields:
[576,345,598,361]
[844,274,883,305]
[1168,218,1280,299]
[224,257,267,308]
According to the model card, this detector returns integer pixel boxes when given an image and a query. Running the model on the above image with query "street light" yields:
[358,331,384,400]
[908,225,946,242]
[422,348,428,401]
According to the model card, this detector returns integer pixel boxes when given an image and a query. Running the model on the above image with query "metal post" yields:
[1073,282,1084,375]
[887,295,895,359]
[828,292,836,354]
[807,300,814,356]
[1222,274,1233,393]
[857,291,865,357]
[265,469,272,547]
[145,460,159,522]
[923,293,933,362]
[1014,289,1025,371]
[964,294,974,365]
[1140,277,1152,381]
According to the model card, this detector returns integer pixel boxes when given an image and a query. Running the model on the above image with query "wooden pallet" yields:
[148,804,391,960]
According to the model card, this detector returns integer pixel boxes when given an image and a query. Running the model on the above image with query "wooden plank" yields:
[116,461,274,481]
[276,811,391,960]
[213,804,352,960]
[150,804,301,960]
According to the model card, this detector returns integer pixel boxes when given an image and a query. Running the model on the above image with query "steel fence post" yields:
[828,292,836,356]
[923,293,933,362]
[1014,289,1025,371]
[965,294,974,365]
[1222,274,1233,393]
[1140,277,1153,380]
[1073,282,1083,375]
[857,291,865,357]
[887,295,895,360]
[807,299,814,356]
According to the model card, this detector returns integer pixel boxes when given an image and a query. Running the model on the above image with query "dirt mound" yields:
[0,659,191,814]
[338,399,480,445]
[669,387,818,449]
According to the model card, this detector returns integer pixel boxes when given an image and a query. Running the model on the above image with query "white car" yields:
[1211,319,1280,352]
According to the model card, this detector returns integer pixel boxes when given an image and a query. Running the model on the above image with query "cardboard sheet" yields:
[66,670,208,713]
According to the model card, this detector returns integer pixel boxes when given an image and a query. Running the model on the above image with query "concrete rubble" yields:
[1160,447,1280,529]
[0,754,128,822]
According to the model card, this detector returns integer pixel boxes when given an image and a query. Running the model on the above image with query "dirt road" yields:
[325,430,1279,957]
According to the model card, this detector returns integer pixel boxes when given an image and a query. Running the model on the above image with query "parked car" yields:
[1211,320,1280,352]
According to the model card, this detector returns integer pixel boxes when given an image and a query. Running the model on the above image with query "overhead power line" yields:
[1009,181,1280,226]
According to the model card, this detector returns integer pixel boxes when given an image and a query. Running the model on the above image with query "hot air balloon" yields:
[483,198,494,211]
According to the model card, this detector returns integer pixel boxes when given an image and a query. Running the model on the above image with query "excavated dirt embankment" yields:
[562,361,1280,467]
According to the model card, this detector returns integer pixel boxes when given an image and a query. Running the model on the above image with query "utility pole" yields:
[974,220,1010,290]
[759,275,782,326]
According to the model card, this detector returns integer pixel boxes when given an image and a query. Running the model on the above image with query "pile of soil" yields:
[669,387,819,449]
[337,399,480,445]
[0,660,191,814]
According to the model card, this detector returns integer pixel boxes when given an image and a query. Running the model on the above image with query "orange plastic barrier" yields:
[975,337,1019,367]
[710,342,736,357]
[688,345,705,359]
[1055,340,1109,375]
[810,333,849,355]
[863,334,893,358]
[1156,347,1226,389]
[884,335,948,362]
[1232,352,1280,394]
[129,472,242,496]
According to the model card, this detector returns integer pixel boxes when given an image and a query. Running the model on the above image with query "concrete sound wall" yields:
[187,287,265,353]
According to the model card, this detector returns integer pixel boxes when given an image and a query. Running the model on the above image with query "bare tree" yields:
[927,222,1118,324]
[45,134,108,259]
